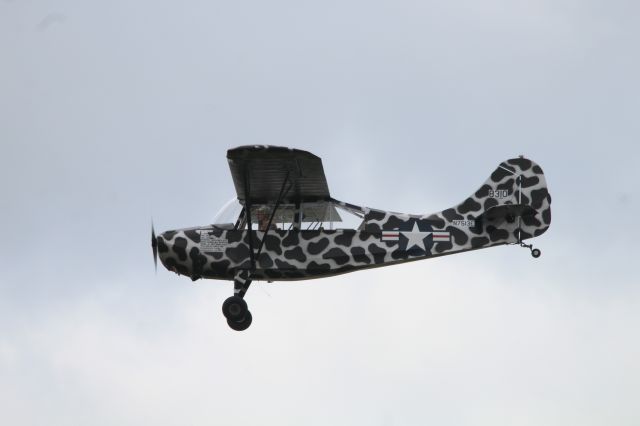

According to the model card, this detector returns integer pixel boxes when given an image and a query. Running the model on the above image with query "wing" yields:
[227,145,331,204]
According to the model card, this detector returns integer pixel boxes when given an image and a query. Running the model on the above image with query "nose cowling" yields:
[152,228,201,277]
[155,233,171,269]
[155,231,185,275]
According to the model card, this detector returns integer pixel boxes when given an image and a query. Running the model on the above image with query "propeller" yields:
[151,221,158,272]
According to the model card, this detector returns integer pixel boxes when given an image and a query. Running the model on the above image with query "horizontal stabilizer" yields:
[480,203,537,225]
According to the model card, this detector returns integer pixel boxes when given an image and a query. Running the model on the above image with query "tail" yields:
[362,156,551,248]
[445,157,552,244]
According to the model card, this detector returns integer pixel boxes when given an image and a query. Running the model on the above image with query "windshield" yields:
[212,198,243,226]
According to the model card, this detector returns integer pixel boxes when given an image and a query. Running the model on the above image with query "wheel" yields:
[531,248,541,258]
[222,296,248,321]
[227,311,252,331]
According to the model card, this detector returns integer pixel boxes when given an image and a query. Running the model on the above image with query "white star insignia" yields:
[403,222,427,252]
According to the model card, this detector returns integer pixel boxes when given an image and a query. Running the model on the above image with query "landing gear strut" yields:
[222,272,253,331]
[520,242,541,258]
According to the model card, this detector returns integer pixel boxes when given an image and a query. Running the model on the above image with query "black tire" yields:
[227,311,252,331]
[222,296,248,321]
[531,248,541,258]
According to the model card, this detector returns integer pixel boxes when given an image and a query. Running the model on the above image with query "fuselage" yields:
[157,212,511,282]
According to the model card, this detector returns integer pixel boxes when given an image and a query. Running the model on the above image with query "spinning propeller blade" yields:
[151,221,158,272]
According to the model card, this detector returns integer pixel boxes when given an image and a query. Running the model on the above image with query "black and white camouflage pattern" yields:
[156,157,551,282]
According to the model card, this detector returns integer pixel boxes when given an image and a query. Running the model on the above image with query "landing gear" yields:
[227,311,252,331]
[519,242,541,258]
[222,296,248,321]
[222,295,253,331]
[222,272,253,331]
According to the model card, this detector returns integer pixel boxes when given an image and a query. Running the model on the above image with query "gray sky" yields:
[1,0,639,425]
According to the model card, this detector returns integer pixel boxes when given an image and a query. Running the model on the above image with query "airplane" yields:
[151,145,552,331]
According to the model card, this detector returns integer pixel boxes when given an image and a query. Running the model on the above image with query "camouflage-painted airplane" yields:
[152,145,551,331]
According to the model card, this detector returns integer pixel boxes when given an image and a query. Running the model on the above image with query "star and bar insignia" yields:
[380,221,450,253]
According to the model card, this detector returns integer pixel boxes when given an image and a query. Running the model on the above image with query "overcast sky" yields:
[2,0,639,425]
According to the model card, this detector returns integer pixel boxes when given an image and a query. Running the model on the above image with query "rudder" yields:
[449,157,552,244]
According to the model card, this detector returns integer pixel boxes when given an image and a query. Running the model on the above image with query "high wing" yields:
[227,145,331,204]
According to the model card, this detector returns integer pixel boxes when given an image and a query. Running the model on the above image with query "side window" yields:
[334,204,365,229]
[301,202,364,230]
[248,204,298,231]
[225,201,364,231]
[272,205,297,230]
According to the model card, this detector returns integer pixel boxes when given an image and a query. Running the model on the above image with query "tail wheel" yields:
[227,311,252,331]
[531,248,541,258]
[222,296,248,321]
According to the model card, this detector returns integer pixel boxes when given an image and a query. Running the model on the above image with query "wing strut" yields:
[243,167,292,273]
[243,168,255,270]
[254,171,292,267]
